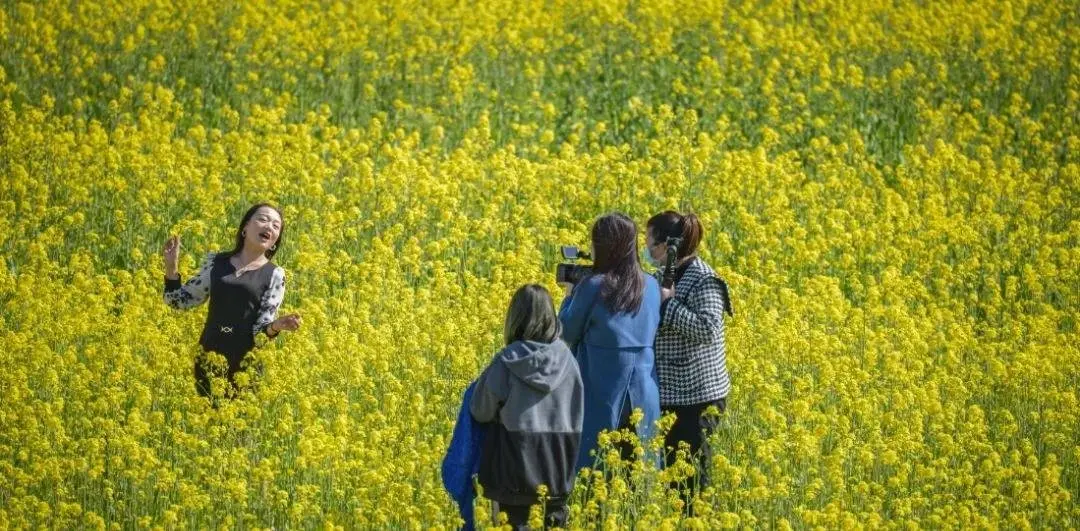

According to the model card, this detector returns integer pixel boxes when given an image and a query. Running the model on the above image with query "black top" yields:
[164,252,286,361]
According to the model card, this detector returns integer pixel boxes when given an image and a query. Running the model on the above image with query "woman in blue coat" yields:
[559,212,662,471]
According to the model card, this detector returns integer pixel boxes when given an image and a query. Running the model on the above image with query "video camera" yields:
[556,246,593,284]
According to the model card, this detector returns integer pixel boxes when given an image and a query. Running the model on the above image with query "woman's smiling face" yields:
[245,206,283,253]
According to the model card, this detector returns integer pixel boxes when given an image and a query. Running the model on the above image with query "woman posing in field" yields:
[162,203,301,400]
[645,210,733,508]
[559,212,663,470]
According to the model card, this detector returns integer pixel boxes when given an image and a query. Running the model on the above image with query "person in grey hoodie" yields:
[471,284,584,529]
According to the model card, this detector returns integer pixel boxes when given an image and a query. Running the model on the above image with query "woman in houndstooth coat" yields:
[645,211,733,509]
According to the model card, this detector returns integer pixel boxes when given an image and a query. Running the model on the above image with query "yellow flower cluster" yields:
[1,0,1077,528]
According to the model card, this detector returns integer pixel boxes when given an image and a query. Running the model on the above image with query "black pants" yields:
[662,398,726,506]
[614,393,638,461]
[493,501,568,530]
[194,350,263,400]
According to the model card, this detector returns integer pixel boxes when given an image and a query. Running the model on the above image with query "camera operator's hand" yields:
[660,286,675,301]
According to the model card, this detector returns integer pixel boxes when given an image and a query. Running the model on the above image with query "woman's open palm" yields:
[163,235,180,275]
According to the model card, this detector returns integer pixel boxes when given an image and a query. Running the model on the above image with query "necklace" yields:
[231,256,267,278]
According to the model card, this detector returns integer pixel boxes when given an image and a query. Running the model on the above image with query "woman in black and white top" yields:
[163,203,301,399]
[645,211,733,502]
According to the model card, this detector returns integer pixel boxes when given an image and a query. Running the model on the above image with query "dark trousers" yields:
[194,350,263,401]
[614,394,638,461]
[662,398,726,509]
[492,501,569,530]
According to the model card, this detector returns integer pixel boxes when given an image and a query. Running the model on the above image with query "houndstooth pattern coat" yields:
[655,257,733,406]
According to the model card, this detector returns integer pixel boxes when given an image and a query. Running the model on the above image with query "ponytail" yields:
[679,213,703,259]
[647,210,704,259]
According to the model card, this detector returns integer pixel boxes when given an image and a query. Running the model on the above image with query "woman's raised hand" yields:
[163,235,181,279]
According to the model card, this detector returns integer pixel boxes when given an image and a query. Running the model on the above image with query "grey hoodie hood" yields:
[498,339,575,392]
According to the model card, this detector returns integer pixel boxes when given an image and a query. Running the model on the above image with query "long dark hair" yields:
[591,213,645,314]
[646,211,703,260]
[504,284,562,345]
[230,203,285,260]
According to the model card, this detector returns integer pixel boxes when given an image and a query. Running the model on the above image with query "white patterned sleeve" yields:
[252,267,286,338]
[163,252,215,310]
